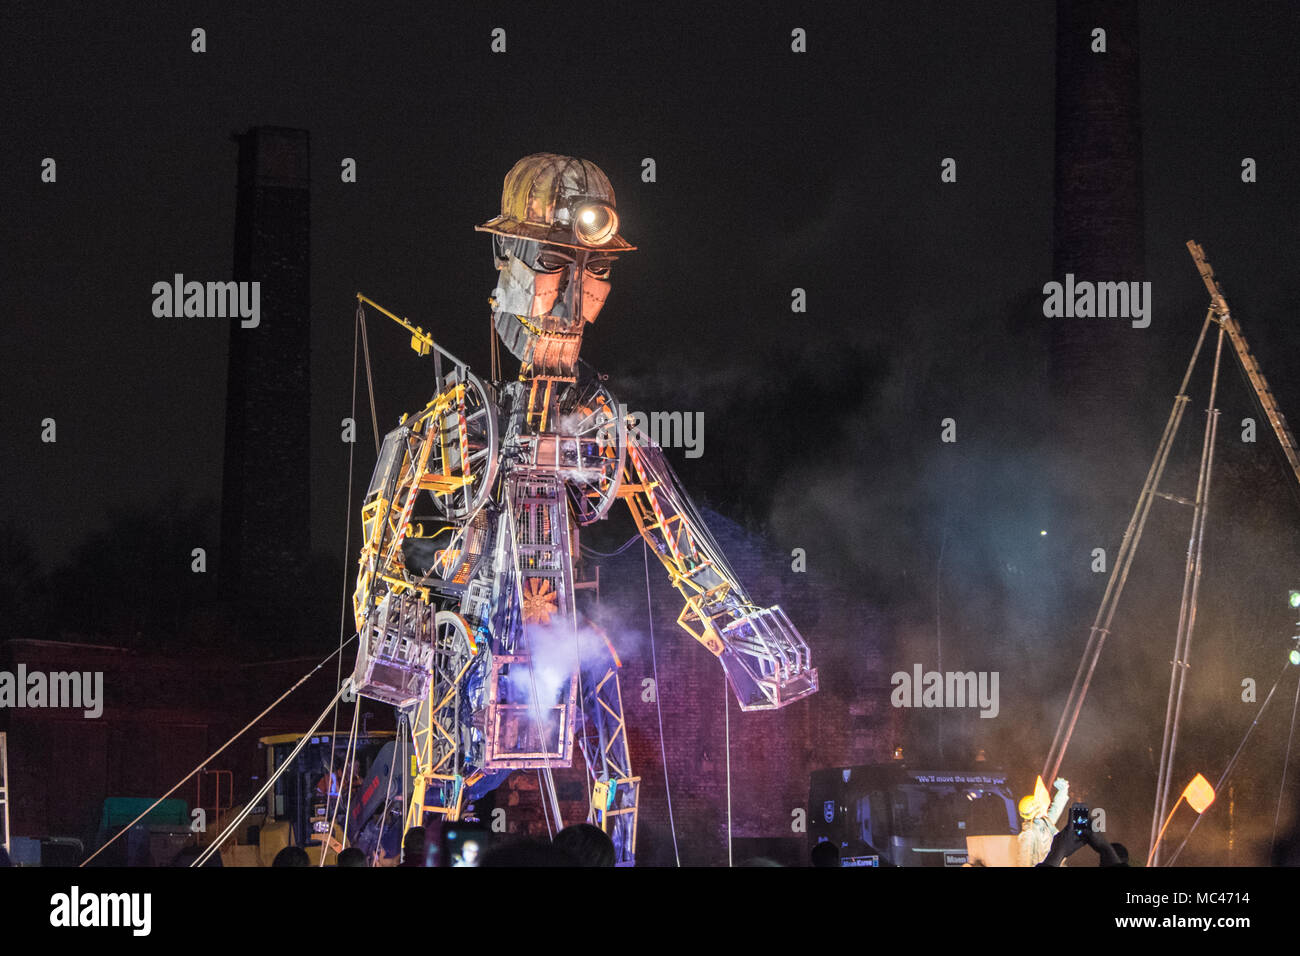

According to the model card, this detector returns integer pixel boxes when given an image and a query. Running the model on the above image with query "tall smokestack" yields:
[220,127,311,627]
[1051,1,1144,428]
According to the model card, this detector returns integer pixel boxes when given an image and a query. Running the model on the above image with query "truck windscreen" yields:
[892,785,1016,842]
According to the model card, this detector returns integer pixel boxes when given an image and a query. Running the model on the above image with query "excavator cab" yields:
[199,731,406,866]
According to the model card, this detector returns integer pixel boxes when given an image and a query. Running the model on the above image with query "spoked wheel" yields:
[559,378,625,525]
[427,368,499,522]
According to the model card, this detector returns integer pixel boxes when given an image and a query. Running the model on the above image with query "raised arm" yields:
[1046,778,1070,827]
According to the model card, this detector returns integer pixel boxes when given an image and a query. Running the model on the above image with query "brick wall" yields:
[504,506,899,865]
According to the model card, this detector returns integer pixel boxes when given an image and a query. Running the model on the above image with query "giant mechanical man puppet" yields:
[345,154,817,864]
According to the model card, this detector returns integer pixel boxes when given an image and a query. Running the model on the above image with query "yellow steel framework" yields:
[617,432,817,710]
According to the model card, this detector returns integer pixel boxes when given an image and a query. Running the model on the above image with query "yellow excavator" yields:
[196,730,405,866]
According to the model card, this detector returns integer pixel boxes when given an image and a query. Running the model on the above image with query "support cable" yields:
[580,534,642,558]
[318,697,361,865]
[323,304,364,852]
[538,769,554,839]
[724,670,733,867]
[645,540,681,866]
[194,686,348,867]
[1270,667,1300,853]
[357,302,381,456]
[81,637,356,867]
[1151,325,1226,864]
[370,714,402,866]
[1166,658,1295,865]
[1042,311,1212,784]
[339,700,362,851]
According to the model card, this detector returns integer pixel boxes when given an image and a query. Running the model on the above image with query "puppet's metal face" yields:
[491,236,616,376]
[494,236,614,327]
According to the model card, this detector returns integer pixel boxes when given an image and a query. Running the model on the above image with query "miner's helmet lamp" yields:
[475,153,636,252]
[1019,795,1043,820]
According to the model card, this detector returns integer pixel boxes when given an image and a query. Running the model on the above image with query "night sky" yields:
[4,1,1300,864]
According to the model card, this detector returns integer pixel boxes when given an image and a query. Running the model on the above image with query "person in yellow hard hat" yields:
[1017,777,1069,866]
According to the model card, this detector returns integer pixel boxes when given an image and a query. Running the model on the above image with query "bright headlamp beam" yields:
[574,203,617,245]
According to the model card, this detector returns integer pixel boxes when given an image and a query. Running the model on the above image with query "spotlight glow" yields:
[574,203,618,245]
